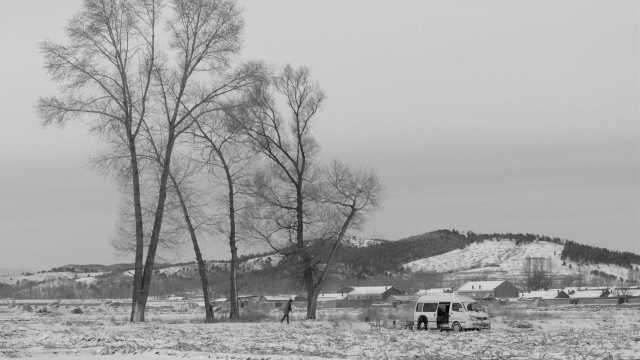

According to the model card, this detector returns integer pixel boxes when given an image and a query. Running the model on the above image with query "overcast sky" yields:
[0,1,638,271]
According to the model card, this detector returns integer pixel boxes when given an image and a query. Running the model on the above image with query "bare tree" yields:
[301,160,384,317]
[231,65,383,319]
[39,0,263,322]
[229,65,324,319]
[191,110,260,319]
[575,262,587,290]
[37,0,159,322]
[523,257,553,291]
[125,0,269,322]
[142,126,217,322]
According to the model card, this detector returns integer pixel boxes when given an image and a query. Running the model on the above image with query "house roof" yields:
[336,287,354,294]
[522,290,565,299]
[347,286,396,295]
[261,295,296,301]
[238,295,259,300]
[213,295,258,302]
[563,286,609,293]
[317,293,348,301]
[569,290,609,298]
[457,281,507,292]
[415,288,452,296]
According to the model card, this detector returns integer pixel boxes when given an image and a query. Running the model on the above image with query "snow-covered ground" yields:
[403,239,634,280]
[1,304,640,359]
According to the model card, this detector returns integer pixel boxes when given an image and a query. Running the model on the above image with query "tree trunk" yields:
[229,241,239,318]
[136,138,176,321]
[303,255,316,319]
[128,135,146,322]
[221,155,240,319]
[307,289,318,319]
[305,209,356,320]
[171,173,214,323]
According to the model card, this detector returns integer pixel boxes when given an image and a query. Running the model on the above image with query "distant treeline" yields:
[561,240,640,268]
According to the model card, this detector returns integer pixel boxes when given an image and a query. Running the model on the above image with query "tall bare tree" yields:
[37,0,159,322]
[39,0,263,322]
[141,124,217,322]
[301,160,384,317]
[191,111,259,319]
[130,0,263,321]
[229,65,324,318]
[231,65,383,319]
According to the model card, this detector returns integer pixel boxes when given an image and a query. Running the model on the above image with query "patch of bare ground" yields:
[1,304,639,359]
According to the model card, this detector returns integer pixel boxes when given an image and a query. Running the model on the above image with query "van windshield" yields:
[464,302,485,312]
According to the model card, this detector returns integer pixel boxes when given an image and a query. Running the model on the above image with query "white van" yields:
[413,294,490,331]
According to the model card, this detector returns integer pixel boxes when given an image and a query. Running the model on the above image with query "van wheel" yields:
[417,315,427,330]
[451,322,463,332]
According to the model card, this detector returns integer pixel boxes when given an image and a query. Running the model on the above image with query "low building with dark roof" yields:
[456,280,520,299]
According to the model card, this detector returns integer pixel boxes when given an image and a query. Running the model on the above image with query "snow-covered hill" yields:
[239,254,284,271]
[121,256,284,278]
[403,239,633,281]
[343,236,389,248]
[0,271,106,285]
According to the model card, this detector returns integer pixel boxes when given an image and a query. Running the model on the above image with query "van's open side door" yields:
[437,302,451,327]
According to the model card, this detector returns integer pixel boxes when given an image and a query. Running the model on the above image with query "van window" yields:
[464,302,484,312]
[416,303,423,312]
[452,303,463,312]
[423,303,437,312]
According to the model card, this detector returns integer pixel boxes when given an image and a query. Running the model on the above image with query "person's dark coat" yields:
[283,300,292,315]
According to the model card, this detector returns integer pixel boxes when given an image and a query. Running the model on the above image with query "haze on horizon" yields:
[0,1,638,271]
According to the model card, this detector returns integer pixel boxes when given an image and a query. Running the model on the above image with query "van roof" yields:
[416,294,477,303]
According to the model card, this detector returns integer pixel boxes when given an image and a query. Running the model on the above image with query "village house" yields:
[568,289,610,304]
[521,290,569,300]
[563,286,608,294]
[213,295,260,309]
[415,288,453,296]
[259,295,306,309]
[344,286,403,301]
[455,280,520,299]
[317,293,348,302]
[316,293,348,308]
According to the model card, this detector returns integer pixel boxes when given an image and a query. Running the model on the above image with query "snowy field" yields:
[1,304,640,359]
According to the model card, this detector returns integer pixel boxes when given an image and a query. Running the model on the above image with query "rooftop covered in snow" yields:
[457,281,508,292]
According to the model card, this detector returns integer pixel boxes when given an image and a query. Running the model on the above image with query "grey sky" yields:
[0,1,638,271]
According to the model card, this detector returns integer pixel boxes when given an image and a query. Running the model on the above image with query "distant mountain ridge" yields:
[9,230,640,278]
[2,230,638,299]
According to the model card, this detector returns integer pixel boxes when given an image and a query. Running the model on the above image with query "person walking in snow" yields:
[280,299,293,324]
